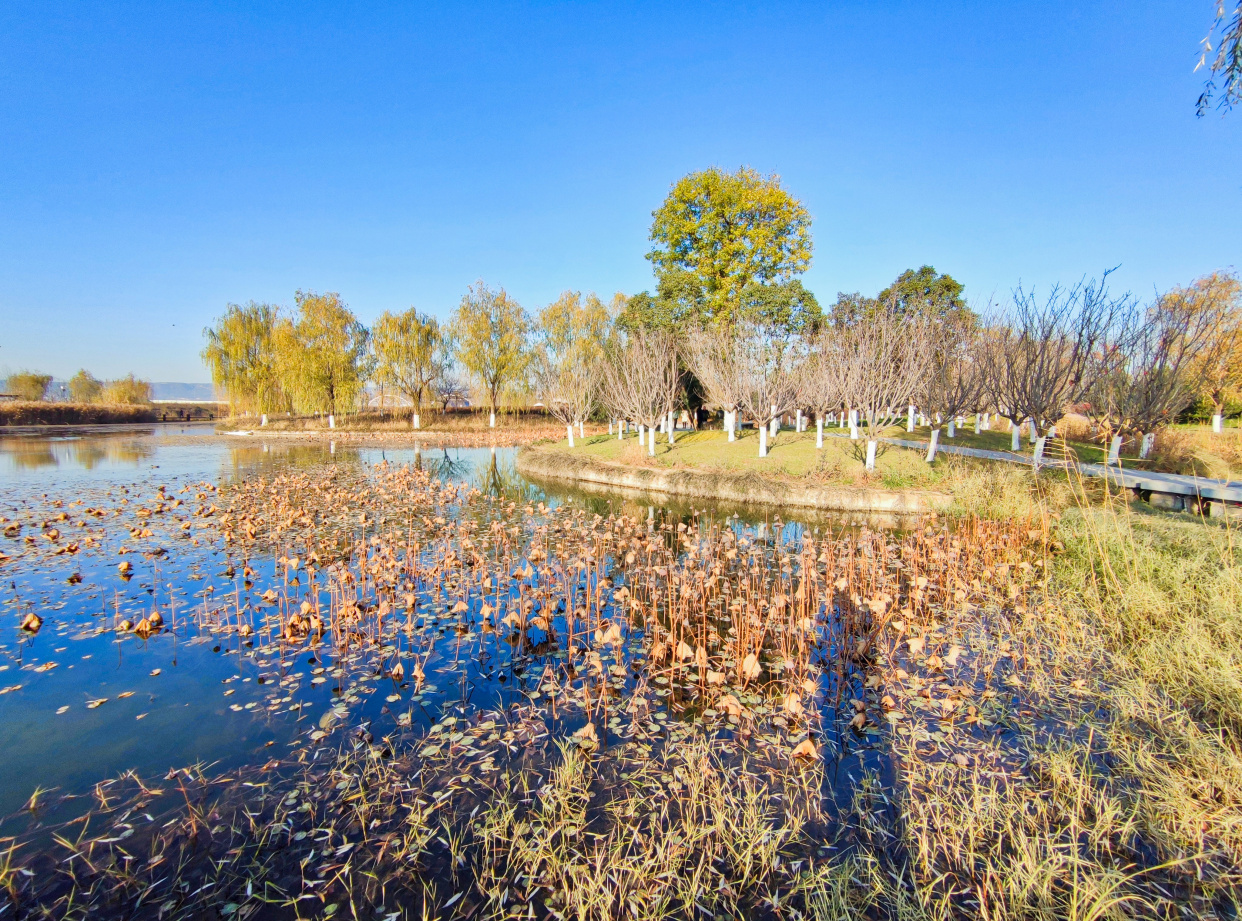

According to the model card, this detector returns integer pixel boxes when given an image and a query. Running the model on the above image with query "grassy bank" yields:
[570,426,966,489]
[0,401,222,426]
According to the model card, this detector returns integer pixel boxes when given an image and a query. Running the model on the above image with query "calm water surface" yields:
[0,426,836,823]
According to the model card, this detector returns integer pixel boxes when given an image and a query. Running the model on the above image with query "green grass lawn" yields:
[561,426,969,490]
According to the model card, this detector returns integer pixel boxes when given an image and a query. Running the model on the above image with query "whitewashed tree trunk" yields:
[759,424,768,457]
[850,422,859,440]
[413,412,421,429]
[926,428,940,463]
[261,414,267,426]
[1010,424,1021,451]
[329,414,335,429]
[489,410,496,428]
[1214,413,1224,433]
[330,440,336,454]
[769,416,779,438]
[578,420,585,437]
[609,421,613,435]
[973,413,980,434]
[726,409,736,442]
[667,410,675,444]
[1028,418,1039,445]
[796,409,803,432]
[567,424,575,447]
[907,405,915,432]
[1107,435,1123,465]
[865,439,878,470]
[1139,432,1155,458]
[947,420,956,438]
[638,423,644,445]
[1033,436,1047,470]
[816,415,824,449]
[648,426,656,456]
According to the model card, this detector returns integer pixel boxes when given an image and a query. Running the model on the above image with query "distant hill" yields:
[39,380,221,402]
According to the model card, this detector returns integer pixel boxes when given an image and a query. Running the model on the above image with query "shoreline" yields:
[516,444,952,515]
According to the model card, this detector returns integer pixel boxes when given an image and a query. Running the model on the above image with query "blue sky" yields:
[1,1,1238,382]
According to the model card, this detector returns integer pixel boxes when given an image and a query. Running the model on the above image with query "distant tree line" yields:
[201,167,1242,456]
[2,369,152,405]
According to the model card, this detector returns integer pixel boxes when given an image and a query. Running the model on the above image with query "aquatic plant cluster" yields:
[0,456,1047,919]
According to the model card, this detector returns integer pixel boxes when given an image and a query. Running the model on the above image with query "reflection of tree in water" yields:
[4,442,57,470]
[222,443,363,483]
[478,450,541,502]
[1,435,154,471]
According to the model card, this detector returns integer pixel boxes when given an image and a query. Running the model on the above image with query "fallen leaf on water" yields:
[56,705,70,715]
[86,698,107,709]
[117,691,134,699]
[791,738,818,760]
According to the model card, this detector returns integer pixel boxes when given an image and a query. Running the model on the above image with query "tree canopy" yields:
[68,369,103,404]
[4,371,52,401]
[452,281,533,414]
[372,307,447,417]
[274,292,371,416]
[829,266,970,327]
[202,302,286,414]
[646,167,812,326]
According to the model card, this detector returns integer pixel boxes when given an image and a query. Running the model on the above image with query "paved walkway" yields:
[821,431,1242,504]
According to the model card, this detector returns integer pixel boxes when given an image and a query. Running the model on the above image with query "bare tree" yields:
[735,319,809,458]
[921,318,986,441]
[839,303,929,470]
[806,329,850,448]
[601,329,678,457]
[981,274,1128,452]
[1087,288,1231,457]
[683,325,749,441]
[536,348,600,447]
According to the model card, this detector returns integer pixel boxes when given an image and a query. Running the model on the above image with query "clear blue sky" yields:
[1,1,1237,383]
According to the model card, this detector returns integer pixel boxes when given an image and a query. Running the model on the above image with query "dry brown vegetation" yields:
[3,444,1242,919]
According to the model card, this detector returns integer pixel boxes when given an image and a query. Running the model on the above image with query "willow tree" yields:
[536,290,613,442]
[274,291,371,417]
[68,369,103,404]
[647,167,812,326]
[372,307,447,428]
[4,372,52,402]
[202,302,286,415]
[452,281,532,427]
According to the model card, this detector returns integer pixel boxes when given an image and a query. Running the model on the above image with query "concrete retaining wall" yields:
[516,447,952,515]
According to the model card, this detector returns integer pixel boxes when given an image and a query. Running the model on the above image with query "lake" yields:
[0,424,1006,919]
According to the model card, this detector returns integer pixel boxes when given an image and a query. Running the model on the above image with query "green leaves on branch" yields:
[274,292,372,416]
[451,281,533,414]
[202,302,287,415]
[645,167,813,328]
[372,308,450,417]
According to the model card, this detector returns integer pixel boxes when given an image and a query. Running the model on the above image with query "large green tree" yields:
[830,266,970,326]
[274,291,372,416]
[646,167,812,326]
[372,307,446,426]
[202,302,286,415]
[452,281,532,425]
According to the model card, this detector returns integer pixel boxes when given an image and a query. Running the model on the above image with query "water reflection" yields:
[0,434,156,472]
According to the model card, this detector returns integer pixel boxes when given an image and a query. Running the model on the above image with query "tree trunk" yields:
[866,438,878,470]
[1010,423,1021,451]
[816,415,824,449]
[567,424,575,447]
[926,428,940,463]
[759,423,768,458]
